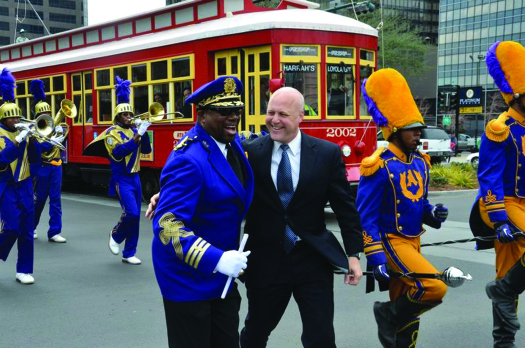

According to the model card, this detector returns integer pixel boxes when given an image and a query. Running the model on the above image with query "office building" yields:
[0,0,87,46]
[437,0,525,139]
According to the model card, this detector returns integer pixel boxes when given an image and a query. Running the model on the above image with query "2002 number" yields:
[326,128,357,137]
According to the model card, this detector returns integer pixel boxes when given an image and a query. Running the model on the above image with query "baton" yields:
[420,232,525,248]
[363,266,473,287]
[221,234,249,299]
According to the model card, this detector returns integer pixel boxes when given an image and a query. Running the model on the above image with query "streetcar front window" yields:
[98,90,112,122]
[326,64,354,117]
[283,63,318,116]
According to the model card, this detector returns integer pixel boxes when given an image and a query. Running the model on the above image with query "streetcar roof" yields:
[3,9,377,73]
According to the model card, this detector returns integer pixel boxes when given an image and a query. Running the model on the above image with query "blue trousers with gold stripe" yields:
[34,164,62,238]
[111,173,141,258]
[0,179,35,274]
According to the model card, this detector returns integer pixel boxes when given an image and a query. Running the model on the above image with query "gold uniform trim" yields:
[185,238,211,269]
[158,212,195,261]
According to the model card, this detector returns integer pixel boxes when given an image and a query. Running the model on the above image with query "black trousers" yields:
[163,283,241,348]
[240,242,336,348]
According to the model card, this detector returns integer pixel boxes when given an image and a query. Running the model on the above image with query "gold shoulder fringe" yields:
[360,147,385,177]
[418,151,432,168]
[485,113,510,142]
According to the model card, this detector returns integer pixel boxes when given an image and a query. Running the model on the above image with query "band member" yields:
[30,79,67,243]
[470,41,525,348]
[357,68,449,348]
[0,68,41,284]
[151,76,254,348]
[83,76,151,265]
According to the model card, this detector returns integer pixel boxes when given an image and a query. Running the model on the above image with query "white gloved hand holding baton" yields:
[220,234,249,299]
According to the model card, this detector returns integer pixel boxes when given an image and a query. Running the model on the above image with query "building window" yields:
[50,13,77,24]
[18,9,44,20]
[50,27,68,34]
[0,22,9,31]
[18,24,44,34]
[0,36,9,45]
[0,6,8,16]
[49,0,76,10]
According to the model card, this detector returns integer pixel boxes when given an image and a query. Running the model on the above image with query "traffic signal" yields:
[355,0,376,14]
[449,90,459,110]
[437,91,448,111]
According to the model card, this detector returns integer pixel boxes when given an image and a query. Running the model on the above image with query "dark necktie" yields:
[226,143,244,185]
[277,144,297,253]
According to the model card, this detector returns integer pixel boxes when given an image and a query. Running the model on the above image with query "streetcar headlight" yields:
[341,144,351,157]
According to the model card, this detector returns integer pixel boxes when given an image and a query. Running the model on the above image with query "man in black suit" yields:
[240,87,363,348]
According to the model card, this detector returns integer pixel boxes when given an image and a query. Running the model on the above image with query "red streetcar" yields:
[0,0,378,200]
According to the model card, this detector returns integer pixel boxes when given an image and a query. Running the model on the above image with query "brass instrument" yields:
[54,99,77,138]
[133,102,184,126]
[17,114,66,150]
[16,99,77,151]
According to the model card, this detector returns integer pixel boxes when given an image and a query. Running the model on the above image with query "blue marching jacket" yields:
[476,108,525,224]
[357,143,441,266]
[152,123,254,302]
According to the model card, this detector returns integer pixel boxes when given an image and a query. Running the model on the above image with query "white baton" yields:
[221,234,249,299]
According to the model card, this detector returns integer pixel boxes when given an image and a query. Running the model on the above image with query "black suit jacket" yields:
[243,132,363,288]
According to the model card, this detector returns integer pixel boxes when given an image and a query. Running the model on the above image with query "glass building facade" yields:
[437,0,525,143]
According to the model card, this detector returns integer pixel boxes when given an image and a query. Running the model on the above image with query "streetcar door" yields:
[242,46,271,133]
[70,72,94,158]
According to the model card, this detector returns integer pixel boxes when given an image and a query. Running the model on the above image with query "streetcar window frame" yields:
[280,44,321,120]
[325,46,356,120]
[13,74,66,121]
[358,49,375,120]
[94,54,195,125]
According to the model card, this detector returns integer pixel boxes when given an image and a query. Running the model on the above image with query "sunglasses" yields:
[207,108,243,117]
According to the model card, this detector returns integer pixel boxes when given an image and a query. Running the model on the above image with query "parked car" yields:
[456,134,477,152]
[467,152,479,169]
[376,126,452,164]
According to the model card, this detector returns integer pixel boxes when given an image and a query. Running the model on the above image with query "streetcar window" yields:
[151,60,168,80]
[73,95,82,124]
[359,65,373,117]
[260,75,270,115]
[53,76,65,92]
[18,98,28,119]
[248,76,255,115]
[153,83,169,113]
[96,69,110,87]
[133,86,149,115]
[16,81,26,95]
[260,52,270,72]
[85,93,93,123]
[84,73,92,91]
[73,75,82,91]
[248,54,255,73]
[217,58,227,76]
[98,90,112,122]
[113,67,128,81]
[360,50,374,61]
[132,64,147,83]
[54,94,65,117]
[283,63,318,116]
[231,56,238,75]
[175,81,192,119]
[41,78,51,93]
[172,57,190,78]
[326,64,354,117]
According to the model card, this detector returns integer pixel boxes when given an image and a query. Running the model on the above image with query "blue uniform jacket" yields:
[152,123,254,302]
[357,143,441,266]
[0,124,41,196]
[476,108,525,223]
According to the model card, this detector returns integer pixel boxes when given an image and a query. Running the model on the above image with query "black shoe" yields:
[374,301,397,348]
[486,281,520,331]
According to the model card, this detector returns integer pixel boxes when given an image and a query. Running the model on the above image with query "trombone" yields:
[133,102,185,125]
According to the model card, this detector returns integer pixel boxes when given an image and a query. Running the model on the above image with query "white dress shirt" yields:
[271,131,301,191]
[211,137,228,159]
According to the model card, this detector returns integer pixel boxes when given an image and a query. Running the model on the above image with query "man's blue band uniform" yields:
[0,68,41,284]
[357,68,449,348]
[469,41,525,347]
[83,76,151,262]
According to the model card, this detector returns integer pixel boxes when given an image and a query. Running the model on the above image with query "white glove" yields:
[137,121,151,136]
[134,119,142,128]
[15,130,30,143]
[215,250,250,277]
[51,135,65,143]
[55,125,64,134]
[15,123,31,132]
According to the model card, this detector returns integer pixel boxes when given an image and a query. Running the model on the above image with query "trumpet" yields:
[133,102,185,126]
[54,99,77,138]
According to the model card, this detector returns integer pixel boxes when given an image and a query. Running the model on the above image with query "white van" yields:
[376,126,452,164]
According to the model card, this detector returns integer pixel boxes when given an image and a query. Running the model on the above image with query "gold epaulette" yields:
[174,135,197,151]
[360,147,385,177]
[417,150,432,168]
[485,113,510,142]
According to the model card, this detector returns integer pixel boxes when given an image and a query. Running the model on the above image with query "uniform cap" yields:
[486,41,525,104]
[113,76,134,124]
[186,76,244,109]
[362,68,425,140]
[30,79,51,115]
[0,67,22,120]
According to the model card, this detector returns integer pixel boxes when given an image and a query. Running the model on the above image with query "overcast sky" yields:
[88,0,167,26]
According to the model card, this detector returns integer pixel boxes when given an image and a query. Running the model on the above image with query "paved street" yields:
[1,189,522,348]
